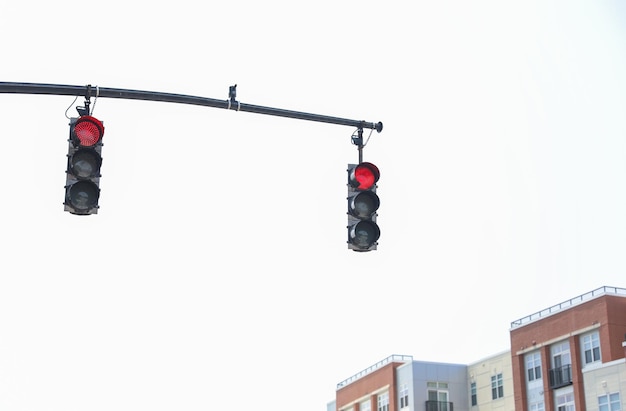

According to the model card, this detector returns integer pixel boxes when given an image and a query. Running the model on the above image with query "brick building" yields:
[510,286,626,411]
[332,355,469,411]
[328,286,626,411]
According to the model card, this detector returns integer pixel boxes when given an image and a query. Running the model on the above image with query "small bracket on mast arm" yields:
[351,119,381,163]
[351,127,363,146]
[227,84,240,111]
[76,84,92,116]
[352,126,365,164]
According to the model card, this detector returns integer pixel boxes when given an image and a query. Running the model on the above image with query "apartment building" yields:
[510,286,626,411]
[332,355,469,411]
[328,286,626,411]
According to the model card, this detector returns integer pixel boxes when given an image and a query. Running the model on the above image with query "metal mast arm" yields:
[0,82,383,132]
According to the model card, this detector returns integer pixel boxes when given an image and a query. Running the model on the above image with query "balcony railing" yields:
[425,401,453,411]
[549,364,573,388]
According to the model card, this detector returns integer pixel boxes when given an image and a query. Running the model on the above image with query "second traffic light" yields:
[347,162,380,251]
[64,115,105,215]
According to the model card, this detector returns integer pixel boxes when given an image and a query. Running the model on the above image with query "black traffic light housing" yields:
[347,162,380,251]
[64,115,104,215]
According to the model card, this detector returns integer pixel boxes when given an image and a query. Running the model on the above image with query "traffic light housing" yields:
[64,115,104,215]
[347,162,380,251]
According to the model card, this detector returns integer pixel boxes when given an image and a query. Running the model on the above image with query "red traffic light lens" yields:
[73,116,104,147]
[350,162,380,190]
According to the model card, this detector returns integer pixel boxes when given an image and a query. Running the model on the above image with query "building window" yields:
[470,382,477,406]
[427,382,449,411]
[530,401,545,411]
[556,391,575,411]
[378,392,389,411]
[491,373,504,400]
[526,352,542,381]
[400,384,409,408]
[549,341,573,387]
[428,382,448,390]
[552,341,571,369]
[599,393,621,411]
[582,332,601,365]
[361,399,371,411]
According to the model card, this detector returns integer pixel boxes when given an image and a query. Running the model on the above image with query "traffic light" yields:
[347,162,380,251]
[64,115,105,215]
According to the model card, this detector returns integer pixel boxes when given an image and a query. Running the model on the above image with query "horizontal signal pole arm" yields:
[238,102,382,131]
[0,81,383,132]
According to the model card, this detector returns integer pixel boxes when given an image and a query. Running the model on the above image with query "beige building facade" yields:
[467,350,514,411]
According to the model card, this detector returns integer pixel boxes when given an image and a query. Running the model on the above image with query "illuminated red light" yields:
[73,116,104,147]
[351,162,380,190]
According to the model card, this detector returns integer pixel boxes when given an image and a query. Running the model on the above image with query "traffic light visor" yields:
[350,162,380,190]
[67,181,100,211]
[73,116,104,147]
[349,221,381,249]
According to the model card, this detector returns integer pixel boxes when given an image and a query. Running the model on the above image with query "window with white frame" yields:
[599,393,621,411]
[526,351,542,381]
[556,391,575,411]
[552,341,571,368]
[530,400,545,411]
[378,392,389,411]
[427,382,449,411]
[581,332,601,365]
[491,374,504,400]
[361,399,371,411]
[400,384,409,408]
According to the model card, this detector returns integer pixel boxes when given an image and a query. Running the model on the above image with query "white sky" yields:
[1,1,626,410]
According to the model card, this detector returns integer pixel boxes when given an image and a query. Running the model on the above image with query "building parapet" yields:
[336,354,413,390]
[510,286,626,329]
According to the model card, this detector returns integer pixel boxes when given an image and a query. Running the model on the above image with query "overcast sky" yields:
[1,1,626,410]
